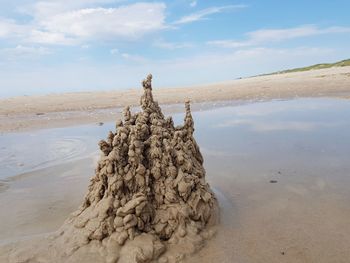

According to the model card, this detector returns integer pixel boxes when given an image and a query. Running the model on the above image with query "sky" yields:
[0,0,349,97]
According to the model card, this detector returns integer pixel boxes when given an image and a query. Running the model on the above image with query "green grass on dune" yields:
[266,59,350,76]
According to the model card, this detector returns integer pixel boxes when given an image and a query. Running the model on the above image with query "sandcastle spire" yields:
[140,74,154,109]
[142,73,153,90]
[184,100,194,134]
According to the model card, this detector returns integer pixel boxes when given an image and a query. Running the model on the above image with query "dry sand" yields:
[1,66,350,133]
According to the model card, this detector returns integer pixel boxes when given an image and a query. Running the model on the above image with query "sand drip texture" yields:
[5,75,218,263]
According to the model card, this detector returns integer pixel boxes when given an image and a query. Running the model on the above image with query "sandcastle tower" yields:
[56,74,217,263]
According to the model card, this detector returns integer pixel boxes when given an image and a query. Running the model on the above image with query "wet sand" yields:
[0,158,94,243]
[1,98,350,262]
[1,66,350,133]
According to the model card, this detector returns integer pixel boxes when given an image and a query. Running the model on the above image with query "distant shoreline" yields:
[1,66,350,133]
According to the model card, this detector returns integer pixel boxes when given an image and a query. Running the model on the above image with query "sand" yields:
[0,158,94,243]
[1,97,350,262]
[0,75,218,263]
[1,66,350,133]
[1,68,350,262]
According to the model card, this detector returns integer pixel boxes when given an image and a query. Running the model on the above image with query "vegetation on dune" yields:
[263,59,350,76]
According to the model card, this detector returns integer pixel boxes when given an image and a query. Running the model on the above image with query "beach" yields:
[1,69,350,262]
[1,66,350,133]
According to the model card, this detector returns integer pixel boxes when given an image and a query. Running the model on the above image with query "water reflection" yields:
[0,126,104,179]
[189,98,350,184]
[0,98,349,181]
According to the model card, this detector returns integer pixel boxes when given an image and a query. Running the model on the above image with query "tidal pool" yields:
[0,98,350,262]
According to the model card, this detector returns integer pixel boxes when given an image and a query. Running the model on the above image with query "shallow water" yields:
[188,98,350,263]
[0,126,101,179]
[0,100,241,179]
[1,98,350,262]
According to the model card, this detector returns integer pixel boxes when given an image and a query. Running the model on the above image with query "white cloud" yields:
[207,40,251,48]
[0,18,30,38]
[200,147,232,157]
[208,25,350,48]
[173,4,246,25]
[0,19,14,37]
[19,0,126,17]
[27,30,76,45]
[216,119,337,132]
[1,2,167,45]
[0,45,51,59]
[121,52,147,62]
[153,39,194,50]
[39,4,166,40]
[248,25,350,43]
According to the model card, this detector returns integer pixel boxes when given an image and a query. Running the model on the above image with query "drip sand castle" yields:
[4,74,218,263]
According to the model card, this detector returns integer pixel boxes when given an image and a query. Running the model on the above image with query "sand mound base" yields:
[2,74,218,263]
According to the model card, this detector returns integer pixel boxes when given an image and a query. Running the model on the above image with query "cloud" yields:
[0,19,14,37]
[110,48,146,61]
[19,0,126,17]
[38,4,166,41]
[0,45,343,97]
[121,52,147,62]
[28,30,76,45]
[1,2,167,45]
[0,18,30,38]
[0,45,51,59]
[162,47,334,69]
[207,39,251,48]
[248,25,350,43]
[208,25,350,48]
[142,46,337,86]
[1,2,248,46]
[153,39,194,50]
[216,119,337,132]
[173,4,246,25]
[200,147,232,157]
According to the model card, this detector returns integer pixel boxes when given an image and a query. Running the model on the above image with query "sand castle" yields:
[9,75,217,263]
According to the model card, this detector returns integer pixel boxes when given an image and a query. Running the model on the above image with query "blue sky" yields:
[0,0,349,97]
